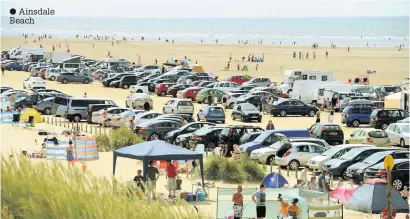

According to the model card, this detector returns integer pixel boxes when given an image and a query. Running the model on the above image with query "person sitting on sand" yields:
[231,144,241,161]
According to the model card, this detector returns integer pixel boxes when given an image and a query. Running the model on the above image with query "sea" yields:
[1,16,409,47]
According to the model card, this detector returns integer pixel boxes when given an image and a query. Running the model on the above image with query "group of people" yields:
[292,51,319,60]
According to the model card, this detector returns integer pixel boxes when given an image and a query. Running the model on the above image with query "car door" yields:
[293,100,306,115]
[360,107,372,123]
[232,105,240,119]
[395,162,409,188]
[163,100,174,113]
[295,145,311,165]
[307,145,327,165]
[387,124,398,144]
[388,110,401,125]
[349,130,362,144]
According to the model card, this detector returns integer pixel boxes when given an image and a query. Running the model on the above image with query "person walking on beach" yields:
[237,64,240,71]
[1,63,5,76]
[293,51,296,59]
[252,184,266,219]
[328,110,334,123]
[226,62,230,70]
[232,185,244,219]
[166,160,178,198]
[347,46,350,52]
[313,52,316,59]
[306,52,309,60]
[256,64,259,71]
[83,93,87,98]
[278,194,289,218]
[326,51,328,58]
[316,110,321,123]
[317,170,330,192]
[129,116,135,131]
[299,52,301,60]
[147,160,160,200]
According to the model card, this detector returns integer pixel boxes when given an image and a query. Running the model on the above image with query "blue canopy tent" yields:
[261,172,289,188]
[113,140,205,188]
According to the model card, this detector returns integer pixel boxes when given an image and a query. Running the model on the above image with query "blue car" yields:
[240,129,311,154]
[341,106,373,127]
[196,105,225,123]
[6,62,24,71]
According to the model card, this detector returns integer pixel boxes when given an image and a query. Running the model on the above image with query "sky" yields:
[1,0,409,18]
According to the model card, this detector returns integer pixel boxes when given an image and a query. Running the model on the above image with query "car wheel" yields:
[345,140,349,144]
[50,76,56,81]
[346,122,352,127]
[341,169,348,180]
[308,110,315,117]
[73,115,81,122]
[392,178,403,190]
[206,142,216,151]
[400,138,406,147]
[62,79,68,84]
[83,79,90,84]
[280,110,287,117]
[382,124,389,130]
[229,102,234,109]
[160,91,166,96]
[9,67,14,71]
[44,108,51,115]
[123,84,129,89]
[149,133,160,141]
[231,114,235,120]
[350,120,360,127]
[266,155,275,165]
[104,120,111,127]
[137,89,143,93]
[289,160,300,170]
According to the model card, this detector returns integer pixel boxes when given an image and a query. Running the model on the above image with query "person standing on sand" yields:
[237,64,240,71]
[326,51,328,58]
[293,51,296,59]
[147,160,160,200]
[252,184,266,219]
[306,52,309,60]
[328,110,334,123]
[316,110,321,123]
[83,93,87,98]
[129,116,135,131]
[166,160,178,198]
[232,185,244,219]
[347,46,350,52]
[299,52,301,60]
[266,120,275,130]
[256,64,259,71]
[66,141,74,164]
[313,52,316,59]
[1,63,5,76]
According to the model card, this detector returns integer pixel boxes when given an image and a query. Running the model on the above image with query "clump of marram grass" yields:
[96,127,144,152]
[1,156,204,219]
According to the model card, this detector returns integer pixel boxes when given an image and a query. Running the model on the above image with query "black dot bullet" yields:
[10,8,16,15]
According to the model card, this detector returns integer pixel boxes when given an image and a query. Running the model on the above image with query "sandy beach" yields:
[1,36,409,218]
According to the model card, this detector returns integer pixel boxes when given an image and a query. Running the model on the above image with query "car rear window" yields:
[324,125,341,131]
[368,131,388,138]
[179,101,193,106]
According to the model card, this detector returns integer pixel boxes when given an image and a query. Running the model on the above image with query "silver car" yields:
[110,109,148,128]
[91,107,129,127]
[34,97,55,115]
[222,92,245,109]
[385,123,410,147]
[275,142,327,170]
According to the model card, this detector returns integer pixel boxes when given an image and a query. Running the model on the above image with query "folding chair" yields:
[12,113,20,127]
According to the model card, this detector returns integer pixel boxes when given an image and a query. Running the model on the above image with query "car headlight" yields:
[356,169,365,173]
[309,160,316,165]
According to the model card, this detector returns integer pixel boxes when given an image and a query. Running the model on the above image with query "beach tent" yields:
[346,180,409,213]
[113,140,205,188]
[191,65,204,73]
[20,108,43,123]
[261,172,288,188]
[330,185,355,204]
[384,92,401,108]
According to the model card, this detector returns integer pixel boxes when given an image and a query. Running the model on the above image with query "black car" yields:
[364,159,409,190]
[31,89,63,94]
[323,146,389,179]
[165,122,215,144]
[219,125,265,156]
[346,150,408,184]
[240,132,262,144]
[119,75,139,89]
[369,108,409,130]
[236,95,263,110]
[270,99,318,117]
[109,80,122,88]
[309,122,344,145]
[168,84,192,98]
[188,126,225,150]
[138,73,161,83]
[102,73,134,87]
[86,104,117,123]
[135,120,183,141]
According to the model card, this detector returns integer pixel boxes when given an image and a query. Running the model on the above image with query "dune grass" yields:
[1,156,204,219]
[96,127,144,152]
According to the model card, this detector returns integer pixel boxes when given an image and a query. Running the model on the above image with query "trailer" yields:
[44,52,72,63]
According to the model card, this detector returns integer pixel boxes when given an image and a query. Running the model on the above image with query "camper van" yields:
[101,58,129,69]
[51,97,116,122]
[352,85,377,99]
[58,56,85,72]
[9,48,45,61]
[279,69,334,94]
[291,81,344,104]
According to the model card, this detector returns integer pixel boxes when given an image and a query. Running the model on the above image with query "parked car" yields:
[186,126,224,150]
[177,87,201,101]
[234,85,257,92]
[135,120,183,141]
[307,145,365,173]
[130,82,154,93]
[398,117,410,123]
[222,92,245,109]
[219,125,265,155]
[270,99,318,117]
[195,88,225,104]
[240,132,262,144]
[101,73,134,87]
[346,150,408,184]
[345,129,390,147]
[341,106,373,127]
[197,81,215,88]
[110,110,150,128]
[323,146,389,179]
[309,122,344,145]
[23,77,46,89]
[242,77,272,87]
[168,84,192,98]
[86,103,117,123]
[364,159,409,190]
[34,97,56,115]
[118,75,140,89]
[231,103,262,122]
[275,142,328,170]
[125,93,153,110]
[129,112,163,126]
[91,107,129,127]
[248,136,292,165]
[6,62,24,71]
[235,95,263,110]
[165,122,215,144]
[163,99,194,116]
[156,82,175,96]
[212,81,239,93]
[226,75,249,85]
[241,129,311,155]
[45,68,64,81]
[0,86,13,94]
[250,87,288,98]
[385,123,410,147]
[135,65,161,74]
[56,72,93,84]
[197,105,226,123]
[369,108,409,130]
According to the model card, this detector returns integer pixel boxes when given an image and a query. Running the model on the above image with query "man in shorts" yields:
[252,184,266,219]
[147,160,159,200]
[166,160,178,198]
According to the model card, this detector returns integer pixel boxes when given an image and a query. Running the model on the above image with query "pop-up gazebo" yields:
[113,140,205,187]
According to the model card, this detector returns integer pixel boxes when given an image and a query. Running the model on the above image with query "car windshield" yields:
[241,104,257,111]
[363,151,392,164]
[320,147,343,157]
[340,149,365,160]
[253,131,272,143]
[355,86,374,94]
[209,107,224,113]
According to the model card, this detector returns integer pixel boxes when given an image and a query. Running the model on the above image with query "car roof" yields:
[291,142,322,147]
[316,122,340,126]
[290,137,325,142]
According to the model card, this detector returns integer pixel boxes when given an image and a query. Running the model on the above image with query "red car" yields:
[156,83,175,96]
[226,75,249,85]
[178,87,201,101]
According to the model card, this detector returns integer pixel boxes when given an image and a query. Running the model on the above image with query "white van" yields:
[316,83,355,104]
[352,85,377,99]
[101,58,129,69]
[58,63,85,72]
[51,97,116,122]
[280,69,334,94]
[291,81,344,104]
[318,90,356,111]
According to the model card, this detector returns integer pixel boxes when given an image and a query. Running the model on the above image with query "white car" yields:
[212,81,239,93]
[162,98,194,115]
[307,145,364,173]
[91,107,129,126]
[129,84,150,94]
[127,112,163,128]
[222,92,244,109]
[110,109,147,128]
[45,68,63,81]
[385,123,410,147]
[23,77,46,89]
[275,142,327,170]
[125,93,153,109]
[135,65,161,74]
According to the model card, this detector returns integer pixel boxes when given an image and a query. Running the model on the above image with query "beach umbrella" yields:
[261,172,288,188]
[330,185,355,204]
